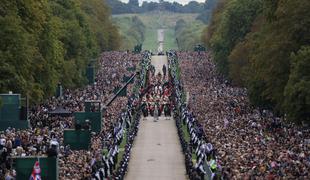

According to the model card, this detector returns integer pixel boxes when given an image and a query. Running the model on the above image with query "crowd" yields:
[168,51,219,180]
[91,51,150,180]
[1,49,308,180]
[0,51,142,179]
[177,51,310,179]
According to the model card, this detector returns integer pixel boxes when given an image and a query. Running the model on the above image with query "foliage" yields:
[204,0,310,123]
[283,46,310,123]
[175,19,206,50]
[208,0,263,76]
[107,0,205,14]
[114,16,146,50]
[79,0,121,51]
[196,0,219,24]
[0,0,120,103]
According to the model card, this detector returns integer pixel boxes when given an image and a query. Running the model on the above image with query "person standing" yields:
[162,64,167,79]
[154,103,159,122]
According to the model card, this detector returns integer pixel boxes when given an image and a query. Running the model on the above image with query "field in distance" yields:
[113,11,205,51]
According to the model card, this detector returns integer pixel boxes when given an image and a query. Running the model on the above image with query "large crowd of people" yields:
[91,51,150,180]
[0,51,142,180]
[1,50,308,180]
[177,51,309,179]
[168,51,218,180]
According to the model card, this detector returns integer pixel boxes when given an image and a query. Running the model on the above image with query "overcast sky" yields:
[120,0,205,5]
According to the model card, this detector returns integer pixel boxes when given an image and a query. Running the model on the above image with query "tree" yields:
[129,0,139,7]
[0,0,120,104]
[284,46,310,123]
[208,0,263,76]
[196,0,219,23]
[204,0,310,122]
[247,0,310,113]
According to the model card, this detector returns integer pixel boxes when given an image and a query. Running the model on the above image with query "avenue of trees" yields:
[203,0,310,123]
[0,0,120,103]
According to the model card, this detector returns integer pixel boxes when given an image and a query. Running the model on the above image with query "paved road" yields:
[125,55,187,180]
[158,29,164,52]
[151,55,168,76]
[158,29,165,42]
[125,117,187,180]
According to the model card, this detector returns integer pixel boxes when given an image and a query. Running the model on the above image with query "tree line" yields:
[175,19,206,50]
[116,16,146,50]
[203,0,310,123]
[107,0,218,16]
[0,0,120,103]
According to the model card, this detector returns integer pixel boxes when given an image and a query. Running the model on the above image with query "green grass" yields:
[143,28,157,51]
[181,121,191,143]
[115,131,127,169]
[164,29,178,50]
[113,11,200,51]
[180,119,199,163]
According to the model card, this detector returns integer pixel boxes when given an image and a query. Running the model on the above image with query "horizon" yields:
[119,0,205,5]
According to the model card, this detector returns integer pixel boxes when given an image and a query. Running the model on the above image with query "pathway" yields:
[125,55,187,180]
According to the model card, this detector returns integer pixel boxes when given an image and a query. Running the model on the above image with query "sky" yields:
[120,0,205,5]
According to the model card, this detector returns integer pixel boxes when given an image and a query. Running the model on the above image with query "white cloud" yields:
[120,0,205,5]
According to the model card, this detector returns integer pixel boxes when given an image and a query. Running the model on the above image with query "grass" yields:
[143,28,157,51]
[113,11,201,51]
[181,122,191,143]
[181,120,198,164]
[115,130,127,169]
[164,29,178,50]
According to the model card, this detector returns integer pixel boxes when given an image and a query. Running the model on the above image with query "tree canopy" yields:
[0,0,120,103]
[106,0,207,14]
[204,0,310,123]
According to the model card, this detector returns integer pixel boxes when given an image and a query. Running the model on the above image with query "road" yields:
[158,29,164,52]
[125,116,187,180]
[125,55,187,180]
[151,55,168,76]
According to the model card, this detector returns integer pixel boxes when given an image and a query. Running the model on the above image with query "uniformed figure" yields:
[195,158,206,180]
[102,155,110,178]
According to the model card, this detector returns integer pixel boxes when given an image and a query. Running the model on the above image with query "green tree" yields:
[209,0,262,76]
[0,0,50,102]
[79,0,120,51]
[205,0,310,122]
[247,0,310,112]
[283,46,310,123]
[0,0,120,104]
